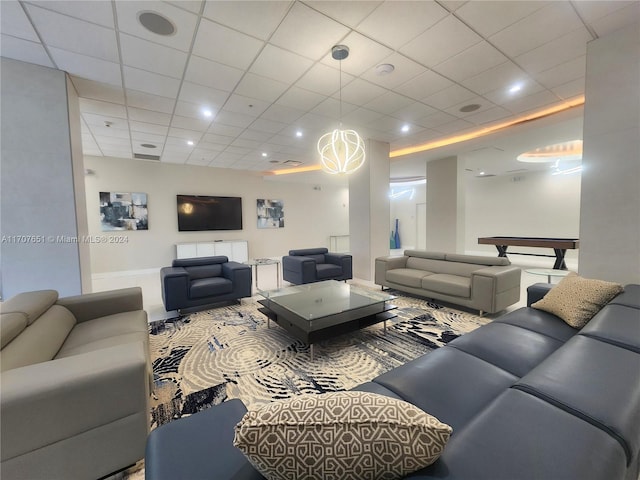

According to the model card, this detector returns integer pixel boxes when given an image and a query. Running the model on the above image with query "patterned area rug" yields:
[148,287,489,429]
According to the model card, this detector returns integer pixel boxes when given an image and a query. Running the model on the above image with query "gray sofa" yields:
[161,256,252,312]
[375,250,521,314]
[0,287,151,480]
[144,282,640,480]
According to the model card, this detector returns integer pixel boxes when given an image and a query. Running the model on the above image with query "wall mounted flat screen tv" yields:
[177,195,243,231]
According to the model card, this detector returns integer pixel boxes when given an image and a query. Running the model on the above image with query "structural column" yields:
[579,24,640,284]
[349,139,390,281]
[0,58,90,298]
[425,156,465,252]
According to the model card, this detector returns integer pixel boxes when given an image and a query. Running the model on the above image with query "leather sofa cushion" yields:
[0,313,28,348]
[0,305,76,371]
[372,346,517,432]
[421,274,470,298]
[173,256,228,268]
[406,256,447,272]
[351,381,405,400]
[315,263,341,279]
[306,254,326,264]
[186,264,222,280]
[418,389,627,480]
[55,310,149,358]
[190,277,233,299]
[494,307,577,343]
[608,284,640,308]
[445,253,510,267]
[579,304,640,353]
[387,268,431,288]
[514,335,640,465]
[288,248,328,256]
[0,289,58,325]
[448,323,564,378]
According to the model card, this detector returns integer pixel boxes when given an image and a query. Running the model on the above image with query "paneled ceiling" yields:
[1,0,638,176]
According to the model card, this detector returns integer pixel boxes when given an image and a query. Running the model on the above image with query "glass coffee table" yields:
[257,280,397,360]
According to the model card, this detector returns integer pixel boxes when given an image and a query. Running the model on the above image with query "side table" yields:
[244,258,281,291]
[525,268,572,283]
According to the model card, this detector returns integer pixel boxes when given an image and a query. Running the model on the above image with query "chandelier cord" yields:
[338,58,343,128]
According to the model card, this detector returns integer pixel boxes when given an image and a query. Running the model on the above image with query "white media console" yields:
[175,240,248,263]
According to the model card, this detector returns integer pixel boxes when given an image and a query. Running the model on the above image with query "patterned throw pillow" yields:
[531,272,624,328]
[233,391,452,480]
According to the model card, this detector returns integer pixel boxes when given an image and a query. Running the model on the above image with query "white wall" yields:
[83,155,349,274]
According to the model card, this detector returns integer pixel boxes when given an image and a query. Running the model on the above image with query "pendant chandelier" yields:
[317,45,366,175]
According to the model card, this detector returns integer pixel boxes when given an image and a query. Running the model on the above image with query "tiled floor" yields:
[91,256,578,322]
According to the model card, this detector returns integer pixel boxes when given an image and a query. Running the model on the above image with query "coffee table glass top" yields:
[259,280,395,321]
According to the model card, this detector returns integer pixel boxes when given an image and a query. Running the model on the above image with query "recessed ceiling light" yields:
[137,11,176,36]
[261,152,268,157]
[479,171,485,175]
[375,63,395,76]
[509,83,523,94]
[202,109,213,118]
[187,140,194,146]
[295,130,303,138]
[459,103,481,113]
[401,124,410,133]
[140,143,156,149]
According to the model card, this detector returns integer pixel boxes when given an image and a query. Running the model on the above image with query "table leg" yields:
[553,249,568,270]
[277,262,280,288]
[310,344,314,361]
[496,245,508,257]
[255,265,260,290]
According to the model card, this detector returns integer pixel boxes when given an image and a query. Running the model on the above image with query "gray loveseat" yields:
[375,250,521,314]
[0,287,151,480]
[144,282,640,480]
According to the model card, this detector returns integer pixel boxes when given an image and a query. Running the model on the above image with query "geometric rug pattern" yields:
[148,288,489,429]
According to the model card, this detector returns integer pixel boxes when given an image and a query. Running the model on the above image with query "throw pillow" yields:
[233,391,452,480]
[531,272,624,328]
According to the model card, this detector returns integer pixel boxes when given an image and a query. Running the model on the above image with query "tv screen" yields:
[177,195,243,231]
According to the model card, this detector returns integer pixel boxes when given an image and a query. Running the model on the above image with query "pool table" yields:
[478,236,579,270]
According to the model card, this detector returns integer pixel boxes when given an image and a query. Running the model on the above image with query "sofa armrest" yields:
[527,283,554,306]
[473,265,522,293]
[374,256,408,285]
[282,255,317,284]
[56,287,143,323]
[325,253,352,278]
[161,267,189,311]
[222,262,252,298]
[0,342,150,462]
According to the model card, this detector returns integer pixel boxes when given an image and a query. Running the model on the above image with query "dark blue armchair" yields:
[282,248,352,285]
[161,256,252,312]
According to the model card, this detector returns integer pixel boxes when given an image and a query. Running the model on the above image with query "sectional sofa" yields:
[0,287,151,480]
[145,282,640,480]
[375,250,521,314]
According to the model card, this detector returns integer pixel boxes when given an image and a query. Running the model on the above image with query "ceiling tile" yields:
[1,1,40,41]
[131,132,166,145]
[24,4,119,62]
[185,55,244,91]
[251,118,288,134]
[127,107,171,126]
[193,18,264,69]
[114,1,198,52]
[361,53,427,89]
[202,1,290,40]
[341,107,384,126]
[202,131,236,144]
[416,110,459,129]
[364,91,415,115]
[250,44,314,83]
[572,1,637,24]
[338,78,387,106]
[171,115,211,132]
[212,110,256,128]
[305,1,381,28]
[125,89,175,113]
[320,31,393,77]
[489,2,584,57]
[0,35,54,68]
[501,90,561,114]
[224,94,269,117]
[119,33,188,79]
[311,97,357,119]
[422,84,476,110]
[260,104,305,124]
[395,70,453,100]
[167,1,204,14]
[433,41,507,81]
[463,106,512,125]
[391,102,438,122]
[129,121,168,136]
[174,100,213,120]
[29,0,115,28]
[82,112,128,128]
[550,77,585,100]
[123,66,180,98]
[433,118,474,134]
[587,2,640,37]
[49,47,122,86]
[515,27,591,75]
[455,1,549,37]
[444,96,496,119]
[269,2,349,60]
[79,98,127,118]
[71,77,125,104]
[461,61,530,96]
[296,62,352,96]
[234,73,289,103]
[356,1,449,49]
[168,126,202,141]
[178,82,229,110]
[534,56,586,89]
[276,86,325,111]
[400,15,482,68]
[92,126,130,139]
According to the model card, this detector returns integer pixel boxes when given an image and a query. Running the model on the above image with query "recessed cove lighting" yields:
[138,11,176,36]
[517,140,582,163]
[459,103,481,113]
